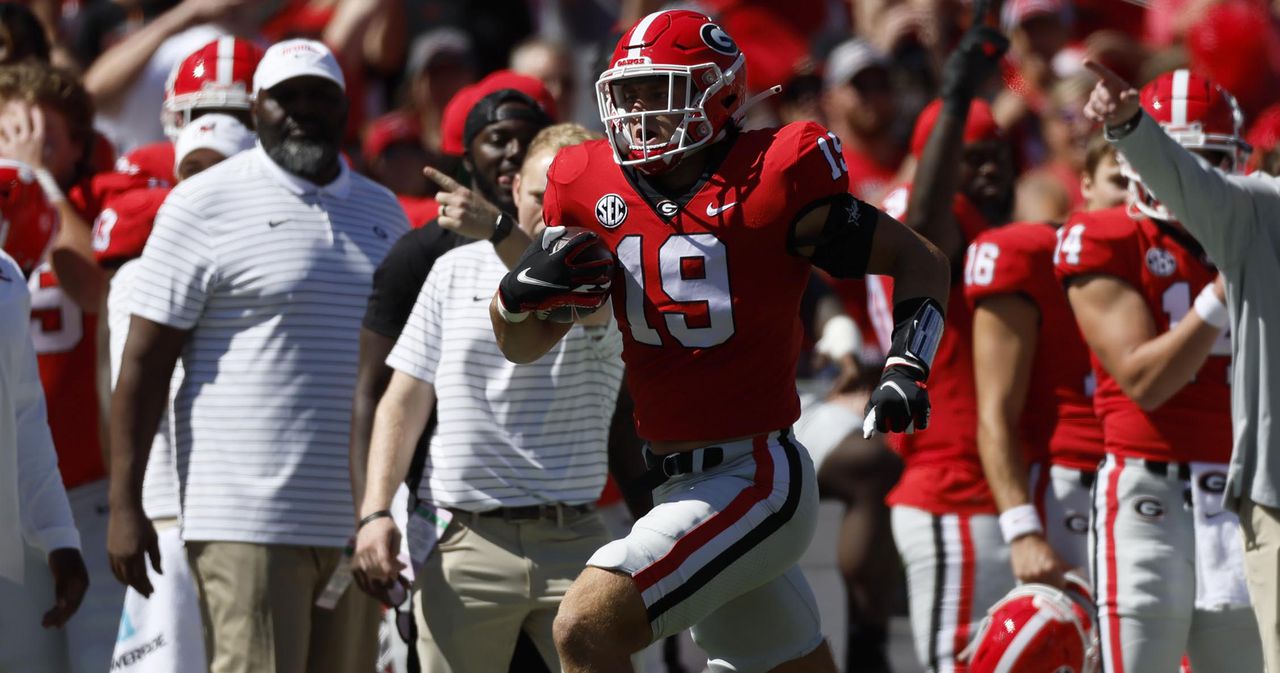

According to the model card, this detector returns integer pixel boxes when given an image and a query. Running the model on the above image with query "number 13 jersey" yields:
[544,122,872,441]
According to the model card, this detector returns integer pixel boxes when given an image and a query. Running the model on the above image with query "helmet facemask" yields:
[596,57,741,173]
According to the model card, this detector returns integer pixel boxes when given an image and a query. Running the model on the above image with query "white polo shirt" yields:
[386,242,625,511]
[131,145,409,547]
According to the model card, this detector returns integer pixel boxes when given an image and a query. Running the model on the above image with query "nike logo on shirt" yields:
[706,202,737,217]
[516,268,569,289]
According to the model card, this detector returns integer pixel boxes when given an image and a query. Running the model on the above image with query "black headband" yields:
[463,89,552,152]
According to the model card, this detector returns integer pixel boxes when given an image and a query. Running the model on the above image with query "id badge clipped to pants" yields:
[406,502,453,574]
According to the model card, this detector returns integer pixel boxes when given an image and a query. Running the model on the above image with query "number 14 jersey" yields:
[1054,207,1231,463]
[544,122,871,441]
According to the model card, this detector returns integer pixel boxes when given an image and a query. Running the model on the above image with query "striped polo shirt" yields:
[130,145,408,547]
[386,242,624,511]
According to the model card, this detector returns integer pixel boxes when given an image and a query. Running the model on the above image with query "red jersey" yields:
[1054,207,1232,463]
[963,222,1104,471]
[91,187,169,267]
[876,184,994,515]
[544,122,863,441]
[27,263,104,489]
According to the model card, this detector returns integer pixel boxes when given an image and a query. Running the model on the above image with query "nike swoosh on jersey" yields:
[706,202,737,216]
[516,268,569,289]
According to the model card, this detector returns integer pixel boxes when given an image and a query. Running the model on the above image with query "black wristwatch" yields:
[490,212,515,244]
[1104,110,1143,142]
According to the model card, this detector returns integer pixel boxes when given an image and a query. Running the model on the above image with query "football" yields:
[537,226,614,324]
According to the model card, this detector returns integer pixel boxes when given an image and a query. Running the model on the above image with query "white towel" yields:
[793,394,863,469]
[1190,462,1252,610]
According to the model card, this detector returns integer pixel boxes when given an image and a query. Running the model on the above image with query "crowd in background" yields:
[3,0,1280,673]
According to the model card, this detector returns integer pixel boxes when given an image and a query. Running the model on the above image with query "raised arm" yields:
[1083,60,1272,271]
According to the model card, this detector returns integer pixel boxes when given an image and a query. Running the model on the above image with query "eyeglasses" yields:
[381,575,414,644]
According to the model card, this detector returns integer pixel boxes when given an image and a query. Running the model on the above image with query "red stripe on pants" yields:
[952,515,976,673]
[1105,457,1126,673]
[634,436,774,592]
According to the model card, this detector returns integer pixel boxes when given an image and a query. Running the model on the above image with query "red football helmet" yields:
[1124,68,1251,221]
[0,160,58,277]
[596,10,753,173]
[163,37,264,139]
[964,573,1099,673]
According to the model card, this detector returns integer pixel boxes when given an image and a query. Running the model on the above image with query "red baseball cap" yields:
[440,70,557,156]
[362,110,422,160]
[910,98,1001,159]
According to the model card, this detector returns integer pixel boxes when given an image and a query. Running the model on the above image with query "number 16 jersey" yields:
[544,122,874,441]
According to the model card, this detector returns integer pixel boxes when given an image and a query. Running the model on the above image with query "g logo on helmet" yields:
[700,24,738,56]
[595,194,628,229]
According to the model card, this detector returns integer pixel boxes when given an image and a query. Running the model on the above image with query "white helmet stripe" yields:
[993,610,1053,673]
[217,36,235,86]
[627,10,671,59]
[1171,69,1190,127]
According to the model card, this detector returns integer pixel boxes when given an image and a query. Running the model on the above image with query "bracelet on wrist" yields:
[998,504,1043,544]
[1104,110,1143,142]
[495,296,530,323]
[358,510,393,530]
[1193,284,1229,330]
[490,212,514,244]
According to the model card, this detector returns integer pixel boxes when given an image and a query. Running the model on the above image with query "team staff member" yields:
[107,40,407,673]
[0,161,89,673]
[1060,69,1262,673]
[99,115,255,673]
[964,137,1123,587]
[355,122,623,672]
[1087,59,1280,671]
[492,11,950,673]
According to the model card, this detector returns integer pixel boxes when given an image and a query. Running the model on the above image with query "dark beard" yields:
[265,137,340,183]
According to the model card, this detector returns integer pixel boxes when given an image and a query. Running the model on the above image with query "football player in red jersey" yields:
[964,139,1126,592]
[489,10,950,672]
[1056,70,1262,673]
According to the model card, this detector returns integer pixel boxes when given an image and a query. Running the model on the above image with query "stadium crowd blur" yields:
[4,0,1280,672]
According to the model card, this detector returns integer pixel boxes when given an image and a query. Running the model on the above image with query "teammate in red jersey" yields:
[963,138,1126,592]
[1056,69,1262,673]
[490,9,950,672]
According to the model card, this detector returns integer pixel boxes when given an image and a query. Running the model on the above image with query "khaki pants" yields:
[186,541,380,673]
[414,508,610,673]
[1241,499,1280,673]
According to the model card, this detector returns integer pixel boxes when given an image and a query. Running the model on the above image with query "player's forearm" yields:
[489,296,572,364]
[886,227,951,312]
[361,373,433,516]
[1116,315,1222,411]
[83,4,195,110]
[904,108,966,261]
[977,414,1033,512]
[49,202,106,310]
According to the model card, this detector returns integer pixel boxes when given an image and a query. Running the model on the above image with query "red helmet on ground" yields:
[965,573,1098,673]
[1124,68,1251,221]
[0,160,58,277]
[596,9,749,173]
[163,37,264,139]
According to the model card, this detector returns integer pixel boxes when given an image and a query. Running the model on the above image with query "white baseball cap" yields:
[174,114,255,172]
[253,39,346,93]
[824,38,889,90]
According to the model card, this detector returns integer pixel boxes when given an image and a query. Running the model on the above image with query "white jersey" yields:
[130,145,409,547]
[386,242,624,510]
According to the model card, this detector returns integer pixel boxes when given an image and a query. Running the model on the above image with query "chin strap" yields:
[731,85,782,125]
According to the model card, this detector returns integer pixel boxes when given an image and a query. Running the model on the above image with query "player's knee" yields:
[554,568,648,659]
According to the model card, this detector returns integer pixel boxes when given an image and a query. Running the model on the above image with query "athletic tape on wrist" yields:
[33,168,66,204]
[1193,284,1229,330]
[889,297,945,374]
[998,504,1043,544]
[496,297,530,324]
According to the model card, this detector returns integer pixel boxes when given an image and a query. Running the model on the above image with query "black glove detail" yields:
[498,226,614,315]
[939,23,1009,104]
[866,362,931,434]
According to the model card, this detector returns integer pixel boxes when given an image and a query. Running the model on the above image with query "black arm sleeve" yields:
[787,192,880,279]
[362,221,463,338]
